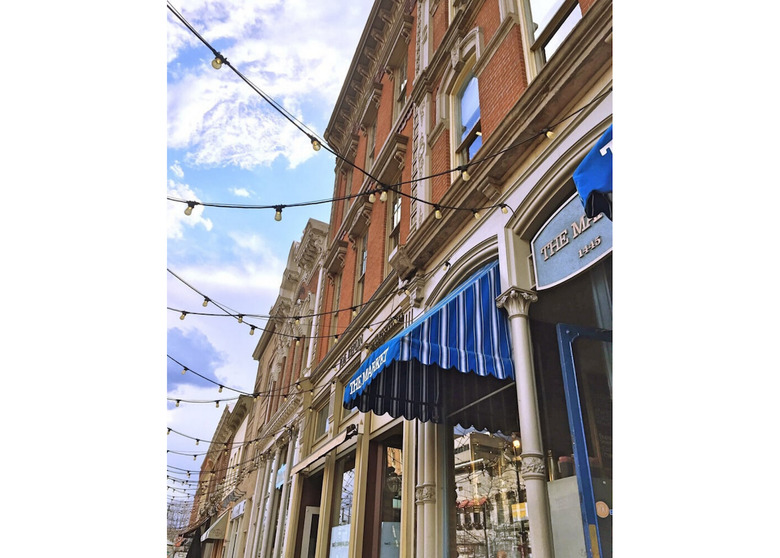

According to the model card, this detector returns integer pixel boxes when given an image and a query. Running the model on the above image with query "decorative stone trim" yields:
[415,484,436,504]
[496,286,538,318]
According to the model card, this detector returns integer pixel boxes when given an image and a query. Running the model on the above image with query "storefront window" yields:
[364,432,404,557]
[452,428,530,558]
[328,454,355,557]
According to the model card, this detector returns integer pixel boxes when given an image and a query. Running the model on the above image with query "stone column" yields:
[249,453,273,558]
[414,420,438,558]
[259,446,282,558]
[496,286,555,558]
[272,429,296,558]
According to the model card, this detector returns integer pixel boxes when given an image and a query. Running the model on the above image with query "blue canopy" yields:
[573,124,612,220]
[343,261,518,430]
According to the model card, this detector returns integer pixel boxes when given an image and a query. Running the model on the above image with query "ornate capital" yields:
[520,455,546,480]
[496,287,538,319]
[415,484,436,505]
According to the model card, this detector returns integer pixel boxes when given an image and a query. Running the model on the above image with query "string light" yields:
[274,206,283,221]
[195,439,199,446]
[216,401,220,408]
[434,205,442,220]
[368,192,376,203]
[544,128,555,139]
[237,315,243,323]
[176,400,180,407]
[184,202,195,216]
[442,261,451,273]
[501,204,509,214]
[472,209,481,220]
[218,386,223,393]
[250,326,255,336]
[202,297,209,308]
[351,307,357,318]
[211,55,224,70]
[379,189,388,202]
[182,367,187,375]
[459,166,471,181]
[179,311,187,320]
[311,137,321,151]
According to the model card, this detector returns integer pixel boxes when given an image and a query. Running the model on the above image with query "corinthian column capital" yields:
[496,287,538,319]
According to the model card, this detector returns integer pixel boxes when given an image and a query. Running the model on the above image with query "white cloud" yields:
[230,187,251,197]
[167,179,214,239]
[170,161,185,178]
[167,0,372,170]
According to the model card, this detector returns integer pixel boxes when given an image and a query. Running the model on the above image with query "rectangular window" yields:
[314,401,330,440]
[389,193,401,255]
[528,0,583,65]
[329,454,356,557]
[394,59,408,121]
[365,124,376,171]
[354,235,367,307]
[330,274,342,349]
[457,76,482,164]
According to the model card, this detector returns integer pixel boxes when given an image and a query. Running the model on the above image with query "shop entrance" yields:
[556,324,612,558]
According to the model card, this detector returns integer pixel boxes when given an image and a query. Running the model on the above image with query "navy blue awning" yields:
[573,124,612,220]
[343,261,519,432]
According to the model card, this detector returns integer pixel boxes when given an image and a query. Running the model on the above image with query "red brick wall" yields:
[431,1,448,53]
[430,131,451,204]
[375,73,395,161]
[474,0,501,46]
[478,22,528,139]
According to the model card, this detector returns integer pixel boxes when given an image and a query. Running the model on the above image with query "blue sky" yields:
[165,0,374,506]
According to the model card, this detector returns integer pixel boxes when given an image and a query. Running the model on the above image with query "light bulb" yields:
[175,400,180,407]
[184,203,194,216]
[250,326,255,336]
[295,337,301,346]
[237,315,243,324]
[351,307,357,318]
[167,428,171,436]
[202,298,209,307]
[182,367,187,375]
[334,334,339,341]
[545,128,555,139]
[212,56,223,70]
[193,455,197,461]
[274,207,283,221]
[218,386,223,393]
[294,317,300,325]
[368,192,376,203]
[442,261,451,273]
[195,439,199,446]
[473,210,481,220]
[501,204,509,214]
[379,190,388,202]
[462,169,471,181]
[216,401,220,408]
[311,138,321,151]
[180,312,186,320]
[434,207,442,220]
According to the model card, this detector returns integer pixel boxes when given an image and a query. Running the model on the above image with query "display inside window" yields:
[452,428,530,558]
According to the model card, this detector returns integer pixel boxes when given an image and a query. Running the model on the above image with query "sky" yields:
[165,0,375,516]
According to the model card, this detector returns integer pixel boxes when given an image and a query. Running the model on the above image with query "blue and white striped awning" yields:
[343,261,518,430]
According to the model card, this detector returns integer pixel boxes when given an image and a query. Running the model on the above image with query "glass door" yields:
[556,323,612,558]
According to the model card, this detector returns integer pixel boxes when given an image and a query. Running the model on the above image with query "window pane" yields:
[543,5,582,61]
[460,77,480,140]
[530,0,565,40]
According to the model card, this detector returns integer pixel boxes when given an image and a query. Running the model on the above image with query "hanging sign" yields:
[531,194,612,290]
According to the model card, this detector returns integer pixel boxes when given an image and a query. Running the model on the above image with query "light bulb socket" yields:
[180,312,187,320]
[311,138,321,151]
[249,326,255,336]
[202,298,209,307]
